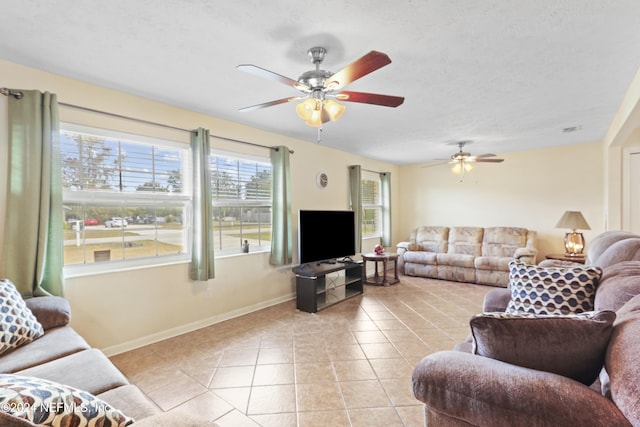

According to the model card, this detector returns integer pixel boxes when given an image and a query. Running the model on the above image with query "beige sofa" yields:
[0,280,216,426]
[411,231,640,426]
[396,226,537,287]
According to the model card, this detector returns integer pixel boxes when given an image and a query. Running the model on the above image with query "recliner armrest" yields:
[514,247,537,262]
[412,351,629,427]
[482,288,511,312]
[396,241,412,250]
[25,296,71,330]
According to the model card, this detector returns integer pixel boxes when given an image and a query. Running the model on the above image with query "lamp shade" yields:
[555,211,590,231]
[296,98,345,127]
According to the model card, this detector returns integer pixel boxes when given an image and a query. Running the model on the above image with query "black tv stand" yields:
[318,259,337,265]
[293,262,363,313]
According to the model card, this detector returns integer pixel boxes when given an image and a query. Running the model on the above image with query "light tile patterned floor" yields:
[110,275,492,426]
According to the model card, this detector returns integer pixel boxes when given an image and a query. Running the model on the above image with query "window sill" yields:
[63,255,190,278]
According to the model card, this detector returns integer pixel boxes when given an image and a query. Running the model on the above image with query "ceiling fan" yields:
[237,47,405,128]
[426,141,504,177]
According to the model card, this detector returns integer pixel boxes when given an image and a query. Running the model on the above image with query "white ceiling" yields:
[2,1,640,165]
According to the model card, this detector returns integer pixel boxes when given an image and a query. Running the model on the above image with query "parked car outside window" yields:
[105,217,128,228]
[84,218,99,226]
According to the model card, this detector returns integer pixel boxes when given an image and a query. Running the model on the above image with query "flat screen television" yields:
[298,210,356,264]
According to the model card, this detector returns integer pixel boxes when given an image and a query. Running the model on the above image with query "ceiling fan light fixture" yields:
[451,160,473,175]
[296,97,345,127]
[324,99,346,122]
[238,47,404,131]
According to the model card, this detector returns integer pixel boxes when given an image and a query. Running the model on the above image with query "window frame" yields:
[209,148,272,257]
[361,170,383,238]
[60,123,192,277]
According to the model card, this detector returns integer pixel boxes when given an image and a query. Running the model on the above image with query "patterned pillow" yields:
[0,279,44,356]
[471,310,616,385]
[506,260,601,315]
[0,374,134,426]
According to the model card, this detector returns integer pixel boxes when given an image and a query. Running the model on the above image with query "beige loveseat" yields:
[396,226,537,287]
[411,231,640,426]
[0,279,215,426]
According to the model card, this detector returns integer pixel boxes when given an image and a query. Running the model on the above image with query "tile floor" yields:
[110,275,493,426]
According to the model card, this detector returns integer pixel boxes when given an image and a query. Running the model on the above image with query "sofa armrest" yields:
[482,288,511,312]
[25,296,71,330]
[514,247,537,263]
[412,351,631,427]
[397,241,411,250]
[396,241,414,274]
[538,259,583,268]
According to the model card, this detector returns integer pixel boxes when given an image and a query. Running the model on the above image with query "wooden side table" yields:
[545,254,586,264]
[361,252,399,286]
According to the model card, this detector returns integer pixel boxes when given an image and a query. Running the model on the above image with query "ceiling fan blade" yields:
[239,96,302,112]
[325,51,392,90]
[473,158,504,163]
[474,153,496,158]
[237,64,310,90]
[421,161,450,168]
[336,91,404,107]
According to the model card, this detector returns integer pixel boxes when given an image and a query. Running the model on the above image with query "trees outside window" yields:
[60,124,191,268]
[210,150,272,255]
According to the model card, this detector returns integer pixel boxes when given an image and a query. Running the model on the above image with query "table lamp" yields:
[555,211,590,256]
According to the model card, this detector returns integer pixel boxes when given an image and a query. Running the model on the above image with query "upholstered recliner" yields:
[411,231,640,427]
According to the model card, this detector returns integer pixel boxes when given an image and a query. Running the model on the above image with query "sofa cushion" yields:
[0,279,44,356]
[404,250,438,265]
[411,226,449,253]
[97,385,160,422]
[471,310,616,385]
[481,227,528,258]
[506,261,601,315]
[24,296,71,331]
[17,349,129,396]
[447,227,483,256]
[595,261,640,312]
[605,293,640,426]
[436,253,476,268]
[0,327,90,374]
[591,235,640,269]
[474,255,512,271]
[0,374,134,426]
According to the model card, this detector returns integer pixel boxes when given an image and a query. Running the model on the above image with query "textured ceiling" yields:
[2,1,640,165]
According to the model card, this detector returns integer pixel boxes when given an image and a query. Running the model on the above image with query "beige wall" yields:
[0,60,397,354]
[397,141,605,259]
[603,66,640,230]
[2,59,638,355]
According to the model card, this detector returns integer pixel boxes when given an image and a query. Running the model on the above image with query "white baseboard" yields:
[101,292,296,356]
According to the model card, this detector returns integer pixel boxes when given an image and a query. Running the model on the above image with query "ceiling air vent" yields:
[562,125,582,133]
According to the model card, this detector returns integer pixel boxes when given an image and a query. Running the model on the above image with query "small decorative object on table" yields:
[374,244,385,255]
[243,240,249,253]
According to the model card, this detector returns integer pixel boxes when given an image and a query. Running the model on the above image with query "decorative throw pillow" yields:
[471,310,616,385]
[0,374,134,426]
[506,260,601,315]
[0,279,44,356]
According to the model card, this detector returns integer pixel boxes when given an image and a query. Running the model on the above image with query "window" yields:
[60,124,191,270]
[361,171,382,237]
[210,149,272,256]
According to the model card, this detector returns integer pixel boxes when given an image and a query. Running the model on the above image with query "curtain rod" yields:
[1,87,294,154]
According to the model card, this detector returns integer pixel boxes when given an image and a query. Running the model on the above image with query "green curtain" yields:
[190,128,215,281]
[270,146,292,265]
[380,172,392,247]
[349,165,362,253]
[2,90,63,296]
